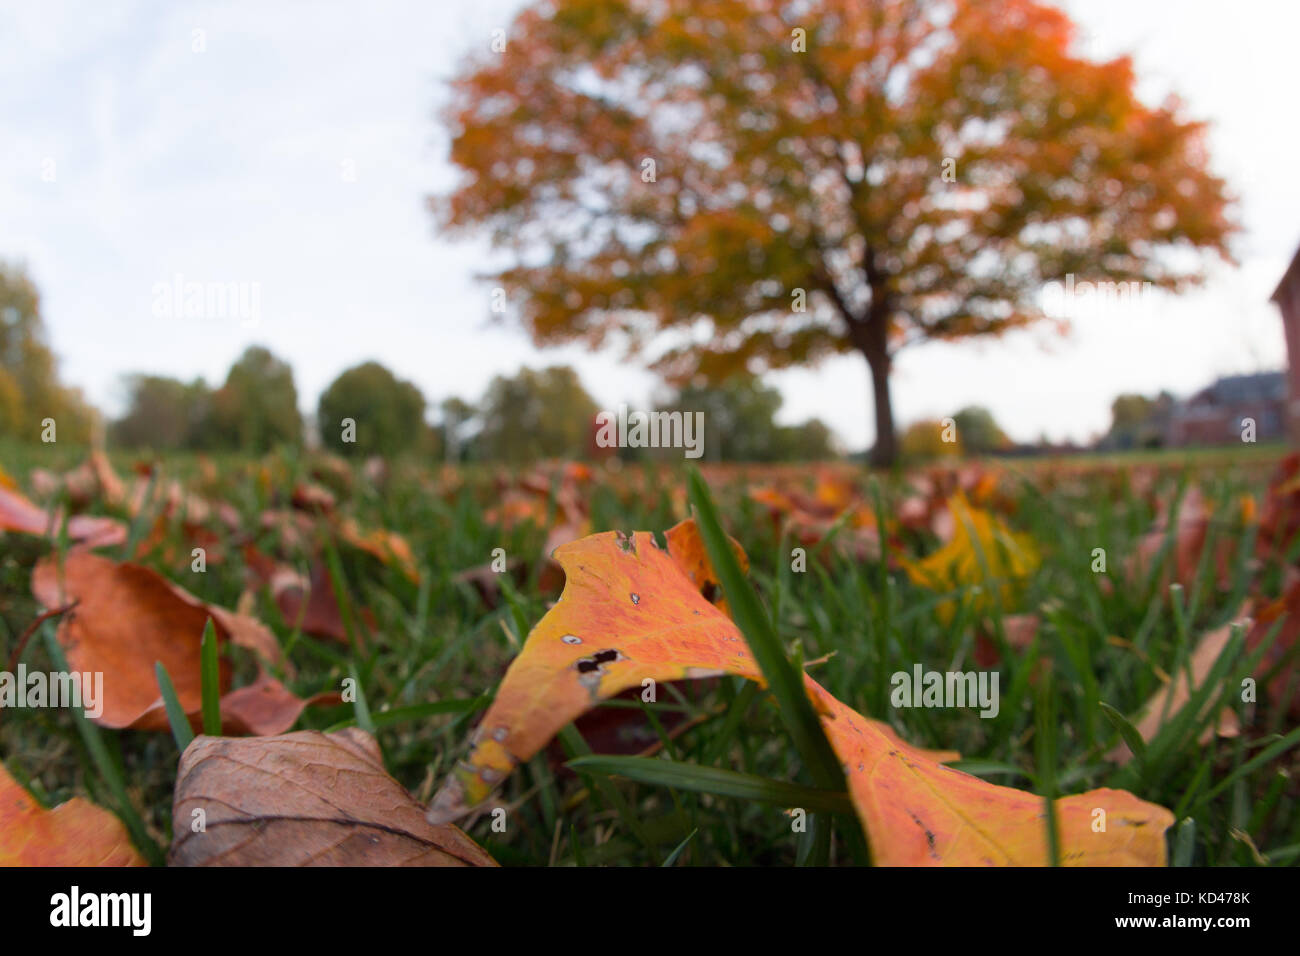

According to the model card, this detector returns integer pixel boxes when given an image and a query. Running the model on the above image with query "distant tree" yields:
[0,369,22,436]
[475,366,599,462]
[318,362,427,456]
[900,420,962,461]
[208,346,303,452]
[437,0,1235,467]
[1103,391,1175,449]
[439,396,477,462]
[951,406,1009,455]
[0,263,96,443]
[112,375,212,450]
[775,418,838,461]
[661,376,784,462]
[655,374,836,461]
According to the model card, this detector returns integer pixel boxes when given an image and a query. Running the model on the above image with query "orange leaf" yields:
[0,482,127,549]
[428,520,1172,865]
[30,552,324,734]
[0,762,145,866]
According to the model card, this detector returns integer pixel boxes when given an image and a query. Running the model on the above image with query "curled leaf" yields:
[30,552,323,733]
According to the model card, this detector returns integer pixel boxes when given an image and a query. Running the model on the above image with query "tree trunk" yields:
[864,346,897,469]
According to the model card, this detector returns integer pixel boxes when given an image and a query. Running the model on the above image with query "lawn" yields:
[1,442,1297,866]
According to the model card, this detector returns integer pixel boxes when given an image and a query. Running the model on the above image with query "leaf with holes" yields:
[427,518,1172,864]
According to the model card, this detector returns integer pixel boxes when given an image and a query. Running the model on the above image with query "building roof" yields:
[1192,371,1286,406]
[1272,241,1300,304]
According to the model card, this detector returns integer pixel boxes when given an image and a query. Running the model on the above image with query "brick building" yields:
[1165,372,1286,446]
[1272,242,1300,445]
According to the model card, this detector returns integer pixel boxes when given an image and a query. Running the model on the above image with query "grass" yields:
[0,440,1297,866]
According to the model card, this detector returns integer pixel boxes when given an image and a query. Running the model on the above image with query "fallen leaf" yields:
[170,729,494,866]
[30,552,323,733]
[902,492,1039,623]
[269,559,374,645]
[428,521,1172,865]
[338,517,419,583]
[0,762,145,866]
[0,483,127,549]
[1246,583,1300,718]
[291,481,336,513]
[1127,487,1236,591]
[1105,617,1247,764]
[219,675,343,736]
[813,686,1170,865]
[664,516,748,612]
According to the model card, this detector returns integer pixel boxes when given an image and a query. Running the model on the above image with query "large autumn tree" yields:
[435,0,1233,465]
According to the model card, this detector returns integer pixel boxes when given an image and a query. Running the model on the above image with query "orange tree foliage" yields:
[435,0,1235,465]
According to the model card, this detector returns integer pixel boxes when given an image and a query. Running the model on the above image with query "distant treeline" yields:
[0,261,840,462]
[2,260,1014,463]
[109,350,840,462]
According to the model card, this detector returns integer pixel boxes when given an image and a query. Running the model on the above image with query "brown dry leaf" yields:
[748,476,882,562]
[1245,583,1300,718]
[264,557,376,645]
[0,762,145,866]
[291,481,336,513]
[170,729,495,866]
[219,675,342,736]
[1257,452,1300,560]
[1105,616,1247,765]
[1127,487,1235,591]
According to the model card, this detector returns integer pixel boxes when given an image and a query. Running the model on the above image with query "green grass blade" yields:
[154,661,194,751]
[1098,701,1146,764]
[349,664,376,734]
[199,617,221,736]
[567,755,855,815]
[686,469,845,795]
[662,827,699,866]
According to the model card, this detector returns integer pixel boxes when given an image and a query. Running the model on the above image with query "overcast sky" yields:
[1,0,1296,451]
